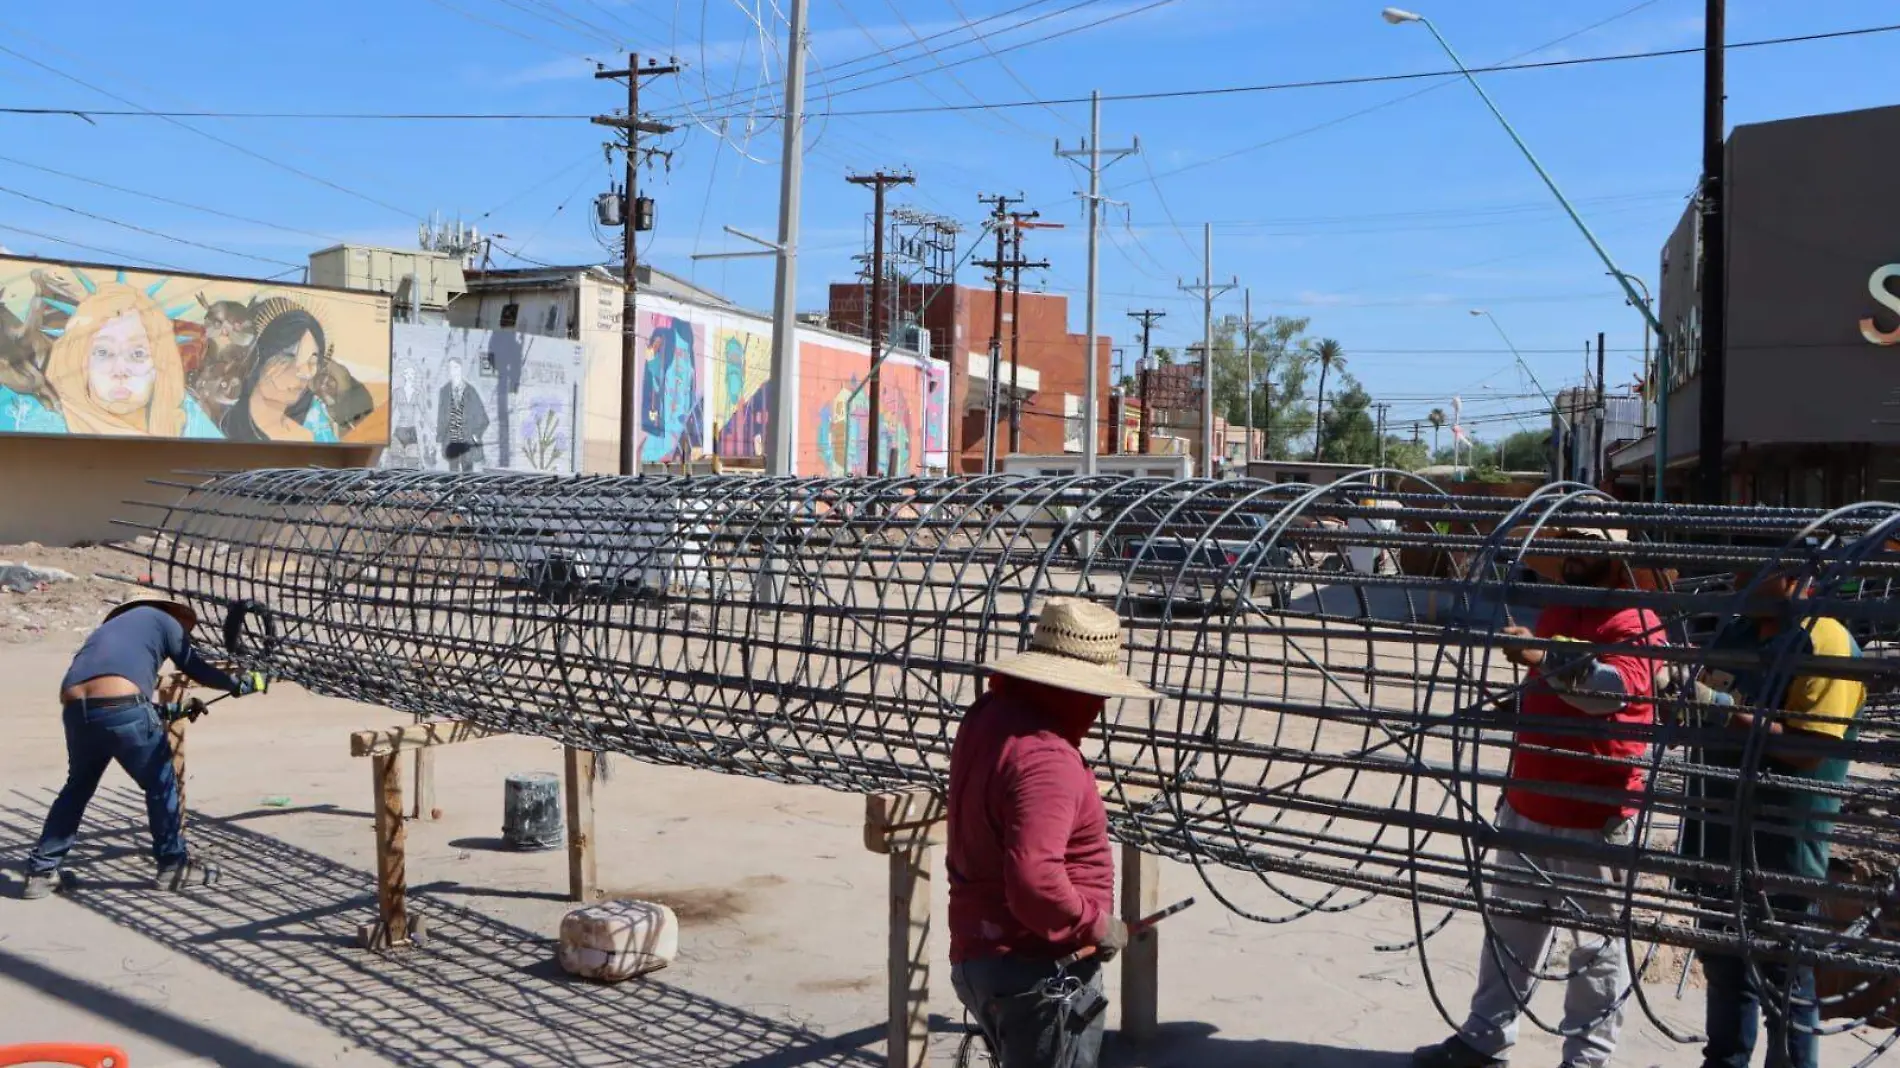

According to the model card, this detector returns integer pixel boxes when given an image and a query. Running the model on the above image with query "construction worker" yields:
[947,598,1162,1068]
[1415,527,1665,1068]
[21,597,264,898]
[1692,540,1865,1068]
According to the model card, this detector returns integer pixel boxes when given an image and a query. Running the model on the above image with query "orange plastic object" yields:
[0,1045,129,1068]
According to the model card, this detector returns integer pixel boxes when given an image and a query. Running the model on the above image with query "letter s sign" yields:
[1862,264,1900,345]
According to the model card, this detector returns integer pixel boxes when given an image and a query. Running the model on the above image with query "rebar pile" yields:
[125,468,1900,1039]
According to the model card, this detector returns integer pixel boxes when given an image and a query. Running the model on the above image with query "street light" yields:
[1382,8,1661,340]
[1469,309,1566,430]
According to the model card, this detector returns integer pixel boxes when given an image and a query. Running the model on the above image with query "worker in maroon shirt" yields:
[948,598,1163,1068]
[1415,527,1666,1068]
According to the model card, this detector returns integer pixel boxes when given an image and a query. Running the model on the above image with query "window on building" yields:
[499,302,520,328]
[544,304,561,333]
[1063,394,1083,453]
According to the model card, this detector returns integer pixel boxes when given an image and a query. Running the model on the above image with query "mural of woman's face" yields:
[257,330,320,408]
[87,311,157,413]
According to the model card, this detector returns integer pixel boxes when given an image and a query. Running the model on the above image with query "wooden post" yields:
[367,752,409,948]
[411,748,437,821]
[564,746,597,902]
[1119,841,1160,1043]
[866,791,944,1068]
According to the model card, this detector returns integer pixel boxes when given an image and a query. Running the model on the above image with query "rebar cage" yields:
[124,468,1900,1049]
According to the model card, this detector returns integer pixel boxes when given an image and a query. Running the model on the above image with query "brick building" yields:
[828,281,1111,471]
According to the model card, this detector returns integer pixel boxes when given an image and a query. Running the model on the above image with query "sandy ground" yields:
[0,626,1880,1066]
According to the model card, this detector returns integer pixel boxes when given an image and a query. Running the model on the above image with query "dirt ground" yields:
[0,611,1875,1066]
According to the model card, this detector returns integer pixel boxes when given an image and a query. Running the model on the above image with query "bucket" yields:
[502,772,563,851]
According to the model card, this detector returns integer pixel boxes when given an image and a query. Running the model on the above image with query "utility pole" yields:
[847,170,914,476]
[1594,330,1607,487]
[1178,223,1236,478]
[1242,288,1254,466]
[975,194,1025,474]
[763,0,810,478]
[1129,309,1164,457]
[592,54,678,476]
[1697,0,1727,504]
[1056,91,1139,474]
[1005,212,1059,453]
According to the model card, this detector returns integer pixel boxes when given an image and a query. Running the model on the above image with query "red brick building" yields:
[828,281,1112,472]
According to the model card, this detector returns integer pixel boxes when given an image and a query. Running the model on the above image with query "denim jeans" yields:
[1702,901,1820,1068]
[1701,953,1819,1068]
[27,698,186,875]
[952,955,1104,1068]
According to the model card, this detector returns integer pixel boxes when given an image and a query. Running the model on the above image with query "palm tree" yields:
[1428,407,1447,458]
[1309,338,1345,461]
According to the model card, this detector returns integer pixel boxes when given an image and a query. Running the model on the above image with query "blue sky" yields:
[0,0,1892,439]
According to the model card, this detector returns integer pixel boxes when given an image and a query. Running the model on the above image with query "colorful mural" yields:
[384,324,584,475]
[923,359,948,471]
[639,312,703,464]
[0,256,390,444]
[711,326,771,458]
[801,338,923,476]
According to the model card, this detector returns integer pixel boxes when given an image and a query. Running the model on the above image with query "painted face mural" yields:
[0,258,390,443]
[639,314,703,464]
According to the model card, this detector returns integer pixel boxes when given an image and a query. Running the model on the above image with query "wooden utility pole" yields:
[974,194,1037,472]
[848,170,914,476]
[1697,0,1727,504]
[1005,212,1059,453]
[1129,310,1164,456]
[593,54,678,476]
[586,53,675,906]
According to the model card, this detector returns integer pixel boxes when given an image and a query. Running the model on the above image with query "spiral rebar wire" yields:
[123,471,1900,1015]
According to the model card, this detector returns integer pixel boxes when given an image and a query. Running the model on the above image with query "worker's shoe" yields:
[154,858,221,891]
[1412,1035,1506,1068]
[20,869,69,900]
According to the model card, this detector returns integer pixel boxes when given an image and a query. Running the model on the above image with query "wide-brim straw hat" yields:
[104,596,198,632]
[983,597,1164,701]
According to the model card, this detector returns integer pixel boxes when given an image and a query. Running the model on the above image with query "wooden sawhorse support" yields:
[347,721,602,950]
[863,791,1164,1068]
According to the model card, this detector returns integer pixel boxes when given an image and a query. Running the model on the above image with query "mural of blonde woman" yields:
[42,282,209,438]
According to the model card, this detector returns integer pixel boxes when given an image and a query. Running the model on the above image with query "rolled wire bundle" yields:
[122,468,1900,1049]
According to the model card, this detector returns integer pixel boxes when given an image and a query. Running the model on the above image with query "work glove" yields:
[234,671,269,697]
[1093,916,1131,963]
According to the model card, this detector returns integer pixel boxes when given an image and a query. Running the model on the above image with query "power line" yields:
[0,152,343,244]
[13,19,1892,126]
[0,183,305,269]
[0,222,182,269]
[0,41,420,219]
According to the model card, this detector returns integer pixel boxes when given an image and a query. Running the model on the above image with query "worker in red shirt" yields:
[948,598,1163,1068]
[1415,527,1665,1068]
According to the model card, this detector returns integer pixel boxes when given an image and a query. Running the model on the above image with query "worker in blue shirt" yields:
[22,597,265,898]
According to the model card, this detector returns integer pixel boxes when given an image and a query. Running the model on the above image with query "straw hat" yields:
[984,598,1163,701]
[104,597,198,632]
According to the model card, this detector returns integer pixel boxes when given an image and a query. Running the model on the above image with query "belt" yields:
[63,694,147,715]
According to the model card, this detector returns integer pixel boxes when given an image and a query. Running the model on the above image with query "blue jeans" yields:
[27,698,186,875]
[952,955,1104,1068]
[1702,906,1820,1068]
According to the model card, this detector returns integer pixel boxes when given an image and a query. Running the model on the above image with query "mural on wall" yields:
[923,359,948,471]
[802,338,923,476]
[0,256,390,443]
[639,312,703,464]
[384,324,583,474]
[711,326,771,458]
